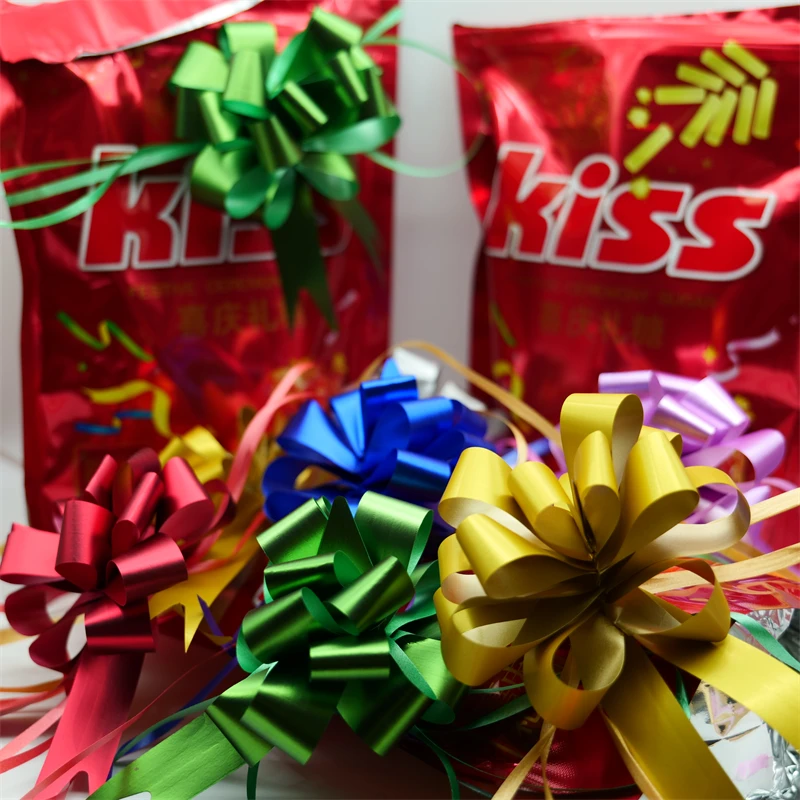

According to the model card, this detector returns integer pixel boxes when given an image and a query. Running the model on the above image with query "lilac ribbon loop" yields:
[599,370,791,553]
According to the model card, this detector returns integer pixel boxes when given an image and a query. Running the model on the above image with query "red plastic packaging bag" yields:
[1,0,396,529]
[457,7,800,551]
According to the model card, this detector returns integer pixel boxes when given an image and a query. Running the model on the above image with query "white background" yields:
[0,1,794,797]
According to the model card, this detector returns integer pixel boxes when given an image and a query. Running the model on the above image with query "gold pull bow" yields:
[435,392,800,800]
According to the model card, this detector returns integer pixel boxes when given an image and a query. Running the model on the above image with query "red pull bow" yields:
[0,448,234,800]
[0,363,310,799]
[0,449,227,665]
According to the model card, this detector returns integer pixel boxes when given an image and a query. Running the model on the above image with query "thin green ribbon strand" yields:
[731,613,800,672]
[365,35,486,178]
[0,155,128,182]
[411,726,461,800]
[91,491,463,800]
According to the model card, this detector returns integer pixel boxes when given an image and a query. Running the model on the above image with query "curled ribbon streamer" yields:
[90,492,464,800]
[1,372,309,798]
[0,700,66,773]
[263,356,494,520]
[84,380,174,439]
[0,448,232,797]
[434,393,800,799]
[56,311,154,362]
[17,647,233,800]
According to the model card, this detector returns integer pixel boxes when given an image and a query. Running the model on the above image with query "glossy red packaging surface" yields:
[457,7,800,554]
[1,0,396,530]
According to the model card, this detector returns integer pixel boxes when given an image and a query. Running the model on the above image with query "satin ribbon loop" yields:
[2,371,314,799]
[436,390,800,797]
[326,556,413,634]
[309,634,392,681]
[84,598,155,654]
[263,357,493,520]
[600,369,787,485]
[105,533,187,606]
[56,500,114,589]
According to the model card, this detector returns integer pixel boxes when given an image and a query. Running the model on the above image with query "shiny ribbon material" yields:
[0,448,228,797]
[435,392,800,799]
[149,425,256,650]
[0,8,399,325]
[598,370,794,559]
[90,491,464,800]
[0,362,311,797]
[263,357,493,520]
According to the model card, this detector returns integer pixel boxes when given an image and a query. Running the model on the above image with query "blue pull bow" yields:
[263,359,493,520]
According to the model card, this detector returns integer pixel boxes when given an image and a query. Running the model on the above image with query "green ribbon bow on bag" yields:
[0,7,408,327]
[171,8,401,325]
[91,492,463,800]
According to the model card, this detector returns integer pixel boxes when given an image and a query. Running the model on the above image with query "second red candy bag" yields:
[457,8,800,548]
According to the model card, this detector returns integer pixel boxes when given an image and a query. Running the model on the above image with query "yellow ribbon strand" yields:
[432,390,800,799]
[493,724,555,800]
[602,639,740,799]
[0,627,27,645]
[720,540,800,583]
[494,654,581,800]
[149,427,262,650]
[485,410,528,468]
[643,541,800,595]
[641,633,800,748]
[84,380,174,438]
[751,486,800,523]
[0,679,62,693]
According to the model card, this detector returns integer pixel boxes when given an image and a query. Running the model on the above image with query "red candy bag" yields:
[458,7,800,552]
[1,0,396,529]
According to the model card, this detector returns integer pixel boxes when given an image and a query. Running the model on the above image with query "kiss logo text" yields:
[484,144,777,282]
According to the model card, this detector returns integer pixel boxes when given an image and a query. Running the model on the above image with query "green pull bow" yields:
[166,7,401,327]
[90,492,463,800]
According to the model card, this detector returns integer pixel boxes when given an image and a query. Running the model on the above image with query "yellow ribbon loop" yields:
[159,426,230,483]
[149,427,257,650]
[435,391,800,798]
